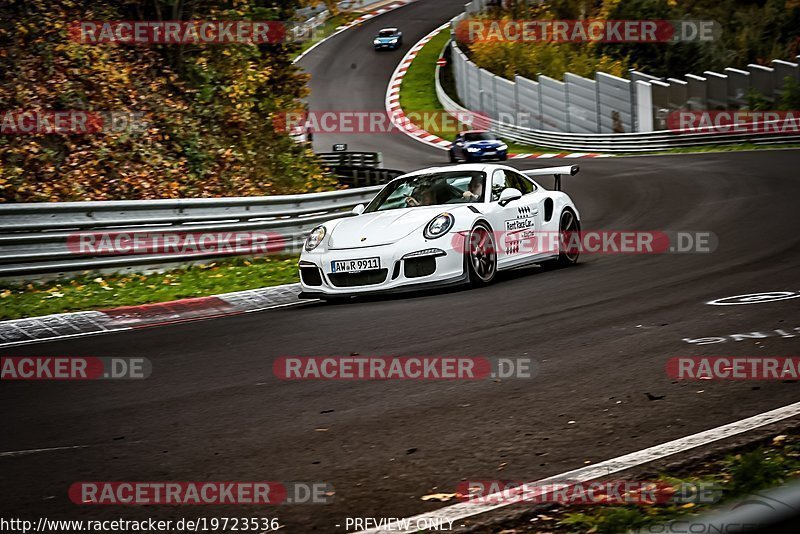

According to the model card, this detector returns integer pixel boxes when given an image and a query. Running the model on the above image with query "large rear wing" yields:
[522,165,579,191]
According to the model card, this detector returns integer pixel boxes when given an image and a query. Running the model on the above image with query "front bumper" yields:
[467,148,507,160]
[374,42,400,50]
[298,238,466,297]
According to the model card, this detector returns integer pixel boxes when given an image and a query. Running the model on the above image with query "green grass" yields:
[398,28,459,141]
[0,255,300,321]
[650,142,800,154]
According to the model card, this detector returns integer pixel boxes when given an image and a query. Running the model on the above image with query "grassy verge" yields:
[476,432,800,533]
[398,28,458,142]
[0,255,300,321]
[652,142,800,154]
[399,31,800,157]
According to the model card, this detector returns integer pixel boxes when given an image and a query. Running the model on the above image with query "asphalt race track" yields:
[300,0,465,169]
[2,1,800,532]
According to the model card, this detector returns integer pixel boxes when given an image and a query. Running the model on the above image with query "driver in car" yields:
[405,178,480,206]
[405,182,434,207]
[462,175,484,201]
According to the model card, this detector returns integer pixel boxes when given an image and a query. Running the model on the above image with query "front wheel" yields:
[467,222,497,286]
[449,149,457,163]
[542,208,580,269]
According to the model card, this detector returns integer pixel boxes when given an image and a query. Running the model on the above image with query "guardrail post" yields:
[594,74,602,134]
[564,76,571,132]
[635,81,654,132]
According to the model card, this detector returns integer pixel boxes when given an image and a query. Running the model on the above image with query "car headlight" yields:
[305,225,326,251]
[467,146,481,152]
[498,143,508,150]
[390,38,398,43]
[374,39,381,44]
[423,213,454,240]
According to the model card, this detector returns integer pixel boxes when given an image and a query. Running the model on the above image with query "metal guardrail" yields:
[437,41,800,152]
[0,186,385,279]
[317,151,401,187]
[317,151,383,168]
[334,166,405,188]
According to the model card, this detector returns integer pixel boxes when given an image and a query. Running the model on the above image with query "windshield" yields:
[365,171,486,212]
[378,30,397,37]
[463,132,499,142]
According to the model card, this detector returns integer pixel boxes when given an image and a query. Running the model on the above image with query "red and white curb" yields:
[511,152,612,159]
[0,284,308,348]
[384,25,612,159]
[385,23,452,150]
[294,0,416,63]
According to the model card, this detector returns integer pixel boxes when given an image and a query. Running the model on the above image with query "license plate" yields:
[331,257,380,273]
[484,151,496,156]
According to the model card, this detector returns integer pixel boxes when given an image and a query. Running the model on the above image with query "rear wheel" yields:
[467,222,497,286]
[543,208,580,268]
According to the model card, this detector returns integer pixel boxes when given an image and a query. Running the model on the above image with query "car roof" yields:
[459,130,492,135]
[379,28,399,32]
[395,163,511,179]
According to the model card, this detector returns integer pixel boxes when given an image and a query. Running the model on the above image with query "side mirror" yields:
[498,188,522,206]
[352,203,365,215]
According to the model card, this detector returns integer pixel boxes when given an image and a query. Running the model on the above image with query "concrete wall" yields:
[449,8,800,132]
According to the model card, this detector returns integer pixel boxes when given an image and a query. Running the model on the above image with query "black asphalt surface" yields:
[300,0,463,169]
[3,0,800,532]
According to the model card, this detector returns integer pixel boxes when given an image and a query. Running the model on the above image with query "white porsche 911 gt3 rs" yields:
[298,163,581,299]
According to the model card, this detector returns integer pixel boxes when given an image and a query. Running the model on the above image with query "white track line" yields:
[355,400,800,533]
[0,444,90,458]
[0,328,132,349]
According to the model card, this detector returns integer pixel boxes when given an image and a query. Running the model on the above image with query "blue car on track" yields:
[449,130,508,162]
[373,28,402,50]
